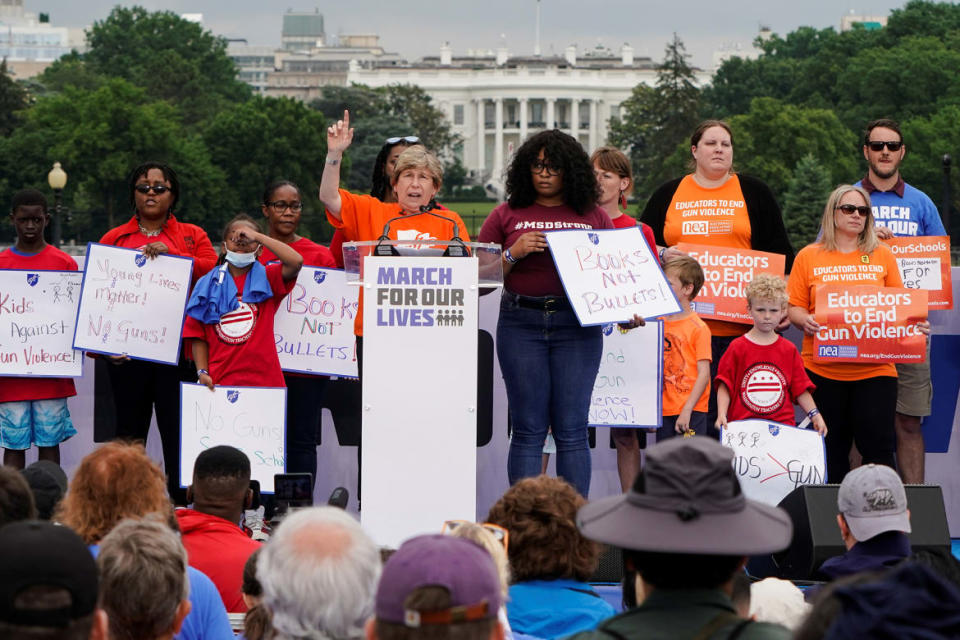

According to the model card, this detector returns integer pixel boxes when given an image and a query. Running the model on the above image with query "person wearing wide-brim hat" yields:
[568,436,794,640]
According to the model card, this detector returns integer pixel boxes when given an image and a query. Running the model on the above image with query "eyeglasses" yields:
[866,140,903,152]
[531,161,561,176]
[836,204,871,217]
[386,136,420,145]
[135,184,170,195]
[266,201,303,212]
[442,520,509,551]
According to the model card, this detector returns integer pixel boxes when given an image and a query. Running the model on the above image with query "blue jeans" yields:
[497,291,602,495]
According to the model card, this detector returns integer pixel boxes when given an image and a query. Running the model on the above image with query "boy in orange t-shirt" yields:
[657,255,711,442]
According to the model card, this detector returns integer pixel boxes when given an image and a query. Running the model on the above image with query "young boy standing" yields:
[715,273,827,434]
[658,256,712,441]
[0,189,78,468]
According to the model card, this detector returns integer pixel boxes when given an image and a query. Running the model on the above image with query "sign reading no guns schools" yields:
[883,236,953,310]
[0,270,83,377]
[547,227,680,326]
[73,243,193,365]
[813,284,928,363]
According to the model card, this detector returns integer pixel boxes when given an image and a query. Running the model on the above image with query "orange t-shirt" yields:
[664,175,752,337]
[660,312,712,415]
[326,190,470,336]
[787,243,903,381]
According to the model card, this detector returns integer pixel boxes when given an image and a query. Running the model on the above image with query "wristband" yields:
[325,156,340,166]
[658,247,667,263]
[197,369,209,377]
[503,248,518,264]
[807,408,820,418]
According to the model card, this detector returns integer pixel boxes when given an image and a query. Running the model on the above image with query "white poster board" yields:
[720,419,826,506]
[179,383,287,493]
[274,267,359,377]
[589,321,663,428]
[361,256,478,547]
[0,269,83,377]
[547,227,681,325]
[73,243,193,364]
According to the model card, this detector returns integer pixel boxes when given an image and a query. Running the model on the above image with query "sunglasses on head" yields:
[866,140,902,152]
[135,184,170,195]
[386,136,420,145]
[836,204,871,217]
[442,520,509,551]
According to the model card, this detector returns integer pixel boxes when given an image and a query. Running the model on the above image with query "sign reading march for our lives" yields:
[73,243,193,365]
[721,419,826,507]
[589,322,663,428]
[547,227,680,326]
[676,243,786,324]
[0,270,83,377]
[179,383,286,493]
[813,284,928,363]
[274,268,359,377]
[883,236,953,310]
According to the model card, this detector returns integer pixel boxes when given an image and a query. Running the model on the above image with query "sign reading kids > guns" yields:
[813,284,928,363]
[0,270,83,377]
[676,243,786,324]
[883,236,953,309]
[547,227,680,325]
[274,267,359,377]
[73,243,193,365]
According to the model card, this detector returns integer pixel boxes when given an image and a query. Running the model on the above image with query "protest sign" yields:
[73,243,193,364]
[274,267,359,377]
[676,243,786,324]
[0,270,83,377]
[721,419,826,506]
[589,322,663,428]
[547,227,680,326]
[813,284,928,363]
[180,383,286,493]
[883,236,953,310]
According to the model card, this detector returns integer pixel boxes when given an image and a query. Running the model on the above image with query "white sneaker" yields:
[243,506,270,541]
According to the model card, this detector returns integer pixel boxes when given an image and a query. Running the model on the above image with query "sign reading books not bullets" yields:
[813,284,928,363]
[274,267,359,377]
[883,236,953,310]
[675,243,786,324]
[73,243,193,365]
[0,269,83,377]
[547,227,680,326]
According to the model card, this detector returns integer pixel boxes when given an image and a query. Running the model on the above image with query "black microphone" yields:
[327,487,349,509]
[374,199,468,257]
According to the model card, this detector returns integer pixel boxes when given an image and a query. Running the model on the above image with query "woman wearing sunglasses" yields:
[787,184,925,482]
[97,161,218,503]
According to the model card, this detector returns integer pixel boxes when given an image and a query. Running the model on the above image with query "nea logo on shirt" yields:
[216,302,259,345]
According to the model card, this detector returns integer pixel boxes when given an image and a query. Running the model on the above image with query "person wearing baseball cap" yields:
[0,520,108,639]
[368,534,503,640]
[569,436,794,640]
[818,463,912,581]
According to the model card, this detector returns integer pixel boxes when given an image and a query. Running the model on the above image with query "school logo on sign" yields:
[740,363,787,415]
[588,233,600,245]
[215,301,259,345]
[313,270,326,284]
[135,254,148,268]
[26,273,38,287]
[227,390,240,404]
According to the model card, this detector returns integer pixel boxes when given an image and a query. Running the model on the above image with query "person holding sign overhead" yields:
[98,161,218,503]
[478,130,614,496]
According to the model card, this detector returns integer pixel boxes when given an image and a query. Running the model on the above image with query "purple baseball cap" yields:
[376,534,501,627]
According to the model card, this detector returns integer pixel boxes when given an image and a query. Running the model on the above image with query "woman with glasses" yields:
[478,130,613,497]
[787,184,924,482]
[98,161,218,503]
[259,180,336,491]
[640,120,794,434]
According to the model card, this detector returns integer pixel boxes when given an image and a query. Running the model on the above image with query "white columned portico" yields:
[519,97,528,143]
[571,98,580,140]
[588,99,598,151]
[546,98,555,130]
[493,97,504,179]
[476,99,485,173]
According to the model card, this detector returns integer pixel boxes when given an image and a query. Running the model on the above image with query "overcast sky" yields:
[31,0,907,67]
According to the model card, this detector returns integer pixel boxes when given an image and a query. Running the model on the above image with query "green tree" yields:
[782,154,832,250]
[383,84,459,157]
[0,60,27,136]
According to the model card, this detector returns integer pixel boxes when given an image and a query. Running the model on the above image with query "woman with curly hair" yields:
[479,130,612,496]
[486,476,613,639]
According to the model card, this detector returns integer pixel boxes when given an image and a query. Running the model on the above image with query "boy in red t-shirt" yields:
[715,273,827,434]
[0,189,79,468]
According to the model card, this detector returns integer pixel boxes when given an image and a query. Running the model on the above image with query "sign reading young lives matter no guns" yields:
[883,236,953,310]
[675,243,785,324]
[813,284,927,363]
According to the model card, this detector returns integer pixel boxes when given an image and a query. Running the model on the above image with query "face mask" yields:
[225,249,257,267]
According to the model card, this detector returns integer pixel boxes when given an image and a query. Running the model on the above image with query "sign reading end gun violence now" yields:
[813,284,928,363]
[676,243,785,324]
[73,243,193,365]
[548,227,680,326]
[883,236,953,310]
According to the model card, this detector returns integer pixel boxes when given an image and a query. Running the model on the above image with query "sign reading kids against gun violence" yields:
[0,270,83,377]
[676,243,786,324]
[813,284,928,363]
[883,236,953,310]
[547,227,680,326]
[73,243,193,365]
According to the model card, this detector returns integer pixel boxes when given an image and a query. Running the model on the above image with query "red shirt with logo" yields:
[715,334,815,426]
[183,263,295,387]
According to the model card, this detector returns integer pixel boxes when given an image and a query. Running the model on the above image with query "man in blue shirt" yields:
[855,118,947,484]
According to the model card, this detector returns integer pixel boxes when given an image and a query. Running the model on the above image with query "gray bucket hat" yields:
[577,436,793,555]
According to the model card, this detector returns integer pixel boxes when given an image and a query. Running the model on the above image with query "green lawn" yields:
[442,200,499,236]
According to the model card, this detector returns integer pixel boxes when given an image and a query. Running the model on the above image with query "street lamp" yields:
[47,162,67,248]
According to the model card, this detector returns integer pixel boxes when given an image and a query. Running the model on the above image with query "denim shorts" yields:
[0,398,76,450]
